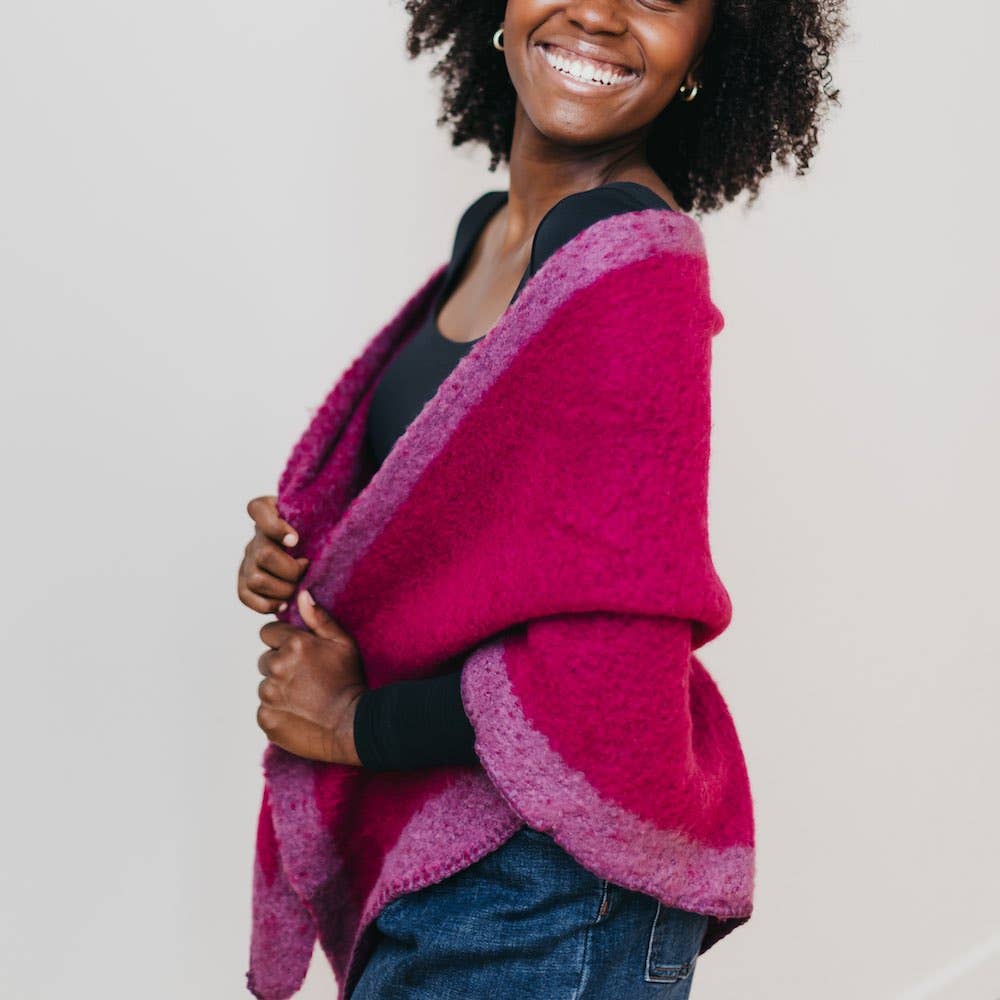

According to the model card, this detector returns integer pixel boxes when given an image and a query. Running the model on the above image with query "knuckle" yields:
[256,703,274,732]
[239,583,264,611]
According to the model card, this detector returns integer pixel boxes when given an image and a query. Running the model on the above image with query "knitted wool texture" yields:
[246,208,756,999]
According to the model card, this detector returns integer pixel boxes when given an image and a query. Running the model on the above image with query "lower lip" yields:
[534,44,639,94]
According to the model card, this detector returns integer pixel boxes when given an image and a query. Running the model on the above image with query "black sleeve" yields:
[353,668,479,771]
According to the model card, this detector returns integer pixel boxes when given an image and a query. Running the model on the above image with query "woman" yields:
[238,1,845,996]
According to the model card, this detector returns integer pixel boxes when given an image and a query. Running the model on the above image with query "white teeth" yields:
[541,46,633,86]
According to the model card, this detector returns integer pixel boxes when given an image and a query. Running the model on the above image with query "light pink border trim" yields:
[290,210,708,622]
[252,207,734,996]
[460,640,755,918]
[340,771,526,991]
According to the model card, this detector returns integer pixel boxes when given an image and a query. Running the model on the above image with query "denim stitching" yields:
[644,901,694,984]
[570,894,600,1000]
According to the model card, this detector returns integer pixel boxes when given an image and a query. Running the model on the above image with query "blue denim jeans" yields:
[350,825,709,999]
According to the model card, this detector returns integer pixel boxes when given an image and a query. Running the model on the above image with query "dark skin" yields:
[439,0,715,342]
[238,497,364,765]
[239,0,715,762]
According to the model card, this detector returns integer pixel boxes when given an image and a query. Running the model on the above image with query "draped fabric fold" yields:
[246,208,755,1000]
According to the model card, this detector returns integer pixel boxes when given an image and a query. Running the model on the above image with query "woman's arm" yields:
[353,670,477,770]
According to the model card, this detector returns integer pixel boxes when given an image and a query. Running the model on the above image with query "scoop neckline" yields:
[431,191,508,348]
[432,181,672,347]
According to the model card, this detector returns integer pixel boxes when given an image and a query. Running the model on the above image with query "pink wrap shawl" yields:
[246,207,756,999]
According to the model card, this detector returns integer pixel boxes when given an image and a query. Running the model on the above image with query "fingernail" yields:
[300,589,315,607]
[277,602,288,613]
[283,532,298,547]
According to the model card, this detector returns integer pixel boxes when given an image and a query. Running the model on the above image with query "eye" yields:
[638,0,686,10]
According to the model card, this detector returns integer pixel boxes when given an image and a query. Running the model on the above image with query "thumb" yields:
[297,588,350,643]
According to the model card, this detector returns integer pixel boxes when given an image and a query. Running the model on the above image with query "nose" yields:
[563,0,629,34]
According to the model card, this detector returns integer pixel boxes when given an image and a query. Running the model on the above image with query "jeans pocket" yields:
[644,901,709,985]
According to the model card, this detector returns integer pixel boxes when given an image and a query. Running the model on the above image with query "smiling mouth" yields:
[536,42,639,89]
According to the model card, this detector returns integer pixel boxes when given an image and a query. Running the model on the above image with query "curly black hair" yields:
[401,0,849,216]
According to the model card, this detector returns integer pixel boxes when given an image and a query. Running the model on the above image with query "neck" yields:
[498,101,652,254]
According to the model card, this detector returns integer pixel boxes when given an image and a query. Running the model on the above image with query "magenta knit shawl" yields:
[246,208,756,999]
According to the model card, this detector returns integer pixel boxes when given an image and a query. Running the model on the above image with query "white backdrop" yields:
[1,1,997,998]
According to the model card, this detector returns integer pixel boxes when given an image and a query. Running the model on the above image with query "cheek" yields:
[633,21,696,85]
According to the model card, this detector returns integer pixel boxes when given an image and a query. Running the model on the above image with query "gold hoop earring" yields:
[492,26,504,51]
[678,81,699,102]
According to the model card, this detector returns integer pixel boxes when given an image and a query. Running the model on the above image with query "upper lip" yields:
[536,39,641,76]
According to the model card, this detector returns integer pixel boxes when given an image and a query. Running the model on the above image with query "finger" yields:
[243,559,299,601]
[258,647,281,678]
[237,578,286,615]
[248,495,300,548]
[256,706,334,763]
[256,703,289,744]
[255,704,300,752]
[257,675,288,709]
[256,541,310,585]
[296,589,351,644]
[259,620,300,649]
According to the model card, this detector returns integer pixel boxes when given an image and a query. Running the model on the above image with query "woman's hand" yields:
[256,589,367,765]
[239,495,310,615]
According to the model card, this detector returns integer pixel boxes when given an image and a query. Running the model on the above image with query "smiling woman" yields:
[404,0,847,214]
[242,0,849,997]
[536,41,639,86]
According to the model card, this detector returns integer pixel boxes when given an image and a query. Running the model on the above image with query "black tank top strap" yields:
[432,191,508,325]
[448,191,508,279]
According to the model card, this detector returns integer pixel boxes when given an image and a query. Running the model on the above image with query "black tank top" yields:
[354,182,673,771]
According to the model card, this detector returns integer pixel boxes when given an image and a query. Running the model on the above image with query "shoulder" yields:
[531,182,673,273]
